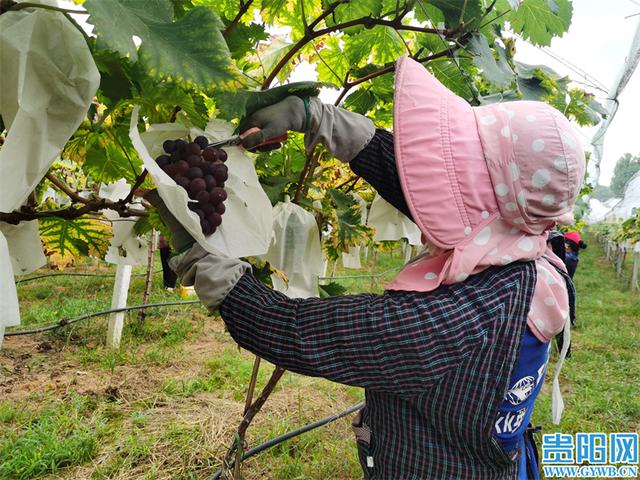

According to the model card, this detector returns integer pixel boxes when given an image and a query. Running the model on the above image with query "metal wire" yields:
[210,402,365,480]
[4,300,201,336]
[15,270,163,284]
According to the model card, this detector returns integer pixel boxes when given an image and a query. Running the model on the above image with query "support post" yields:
[107,264,132,348]
[631,249,639,292]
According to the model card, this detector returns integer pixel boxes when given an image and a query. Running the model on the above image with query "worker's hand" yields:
[241,96,307,151]
[241,96,376,162]
[169,243,252,311]
[143,189,195,253]
[144,190,251,310]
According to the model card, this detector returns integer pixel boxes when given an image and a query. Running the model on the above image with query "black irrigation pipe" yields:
[15,270,163,284]
[4,300,201,336]
[210,402,365,480]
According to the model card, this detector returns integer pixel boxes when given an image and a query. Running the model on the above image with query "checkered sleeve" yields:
[349,128,413,221]
[219,270,505,395]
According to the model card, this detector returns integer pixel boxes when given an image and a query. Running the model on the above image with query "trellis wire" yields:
[15,270,163,284]
[4,300,200,336]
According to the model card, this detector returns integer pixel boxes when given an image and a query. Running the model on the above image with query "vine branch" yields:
[262,11,460,88]
[221,367,286,479]
[8,2,87,14]
[0,198,147,224]
[223,0,254,38]
[45,173,90,205]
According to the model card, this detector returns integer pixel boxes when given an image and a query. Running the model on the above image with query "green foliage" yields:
[319,281,347,297]
[612,210,640,244]
[82,126,142,183]
[610,153,640,197]
[592,184,614,202]
[429,0,484,29]
[323,189,372,260]
[2,0,607,267]
[508,0,573,46]
[84,0,233,87]
[39,217,112,262]
[468,33,514,89]
[0,394,107,479]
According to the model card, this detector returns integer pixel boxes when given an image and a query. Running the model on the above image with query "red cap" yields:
[564,231,581,245]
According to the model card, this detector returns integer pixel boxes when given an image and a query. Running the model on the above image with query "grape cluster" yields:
[155,136,229,236]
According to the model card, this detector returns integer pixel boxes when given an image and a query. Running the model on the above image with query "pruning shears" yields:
[208,128,288,152]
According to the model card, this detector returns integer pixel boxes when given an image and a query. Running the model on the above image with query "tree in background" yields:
[610,153,640,197]
[592,184,614,201]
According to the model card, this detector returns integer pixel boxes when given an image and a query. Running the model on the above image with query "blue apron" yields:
[494,326,550,479]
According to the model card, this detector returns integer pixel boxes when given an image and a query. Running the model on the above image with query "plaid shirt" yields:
[218,130,539,478]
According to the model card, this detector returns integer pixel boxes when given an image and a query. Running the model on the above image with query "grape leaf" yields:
[327,188,369,250]
[314,36,351,84]
[93,49,135,106]
[508,0,572,46]
[83,127,141,183]
[343,88,377,115]
[429,0,484,29]
[225,22,269,60]
[84,0,233,86]
[319,281,347,298]
[39,217,112,261]
[468,33,514,88]
[344,26,405,65]
[331,0,382,25]
[428,58,476,101]
[413,0,445,24]
[261,0,291,24]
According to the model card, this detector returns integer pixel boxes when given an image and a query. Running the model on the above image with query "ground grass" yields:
[533,233,640,434]
[1,238,638,479]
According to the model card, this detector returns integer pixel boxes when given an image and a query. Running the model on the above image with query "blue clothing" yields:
[565,251,579,278]
[495,326,550,478]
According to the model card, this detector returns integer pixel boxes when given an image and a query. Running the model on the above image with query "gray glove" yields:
[169,243,251,311]
[241,96,375,162]
[144,189,251,310]
[144,189,195,253]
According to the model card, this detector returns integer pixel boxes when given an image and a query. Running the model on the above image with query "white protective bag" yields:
[0,6,99,342]
[366,194,422,245]
[263,199,323,298]
[129,107,273,258]
[0,232,20,347]
[99,180,149,266]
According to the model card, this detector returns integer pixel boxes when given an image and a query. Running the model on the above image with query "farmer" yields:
[147,56,581,479]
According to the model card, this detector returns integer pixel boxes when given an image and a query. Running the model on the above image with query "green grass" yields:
[0,394,108,480]
[533,233,640,433]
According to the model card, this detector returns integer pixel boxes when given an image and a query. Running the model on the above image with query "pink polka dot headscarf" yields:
[386,56,585,344]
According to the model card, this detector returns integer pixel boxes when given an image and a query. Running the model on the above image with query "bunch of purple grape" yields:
[155,135,228,235]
